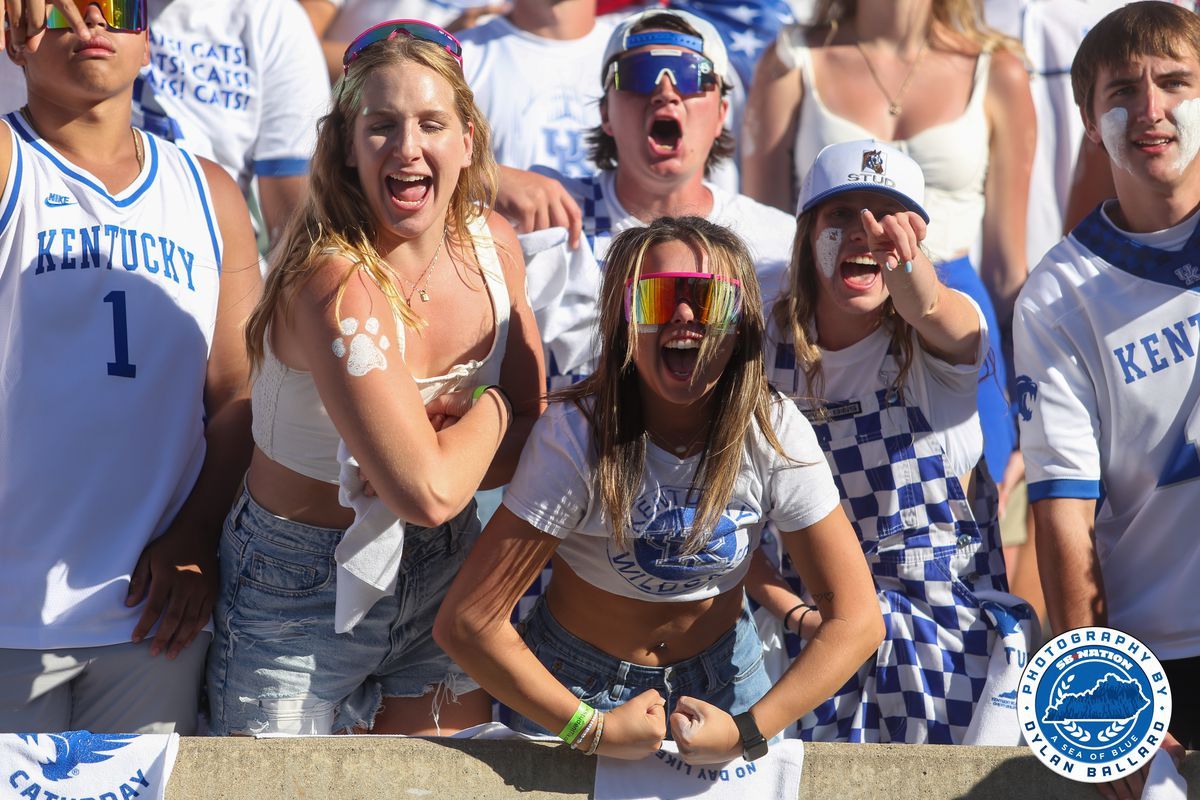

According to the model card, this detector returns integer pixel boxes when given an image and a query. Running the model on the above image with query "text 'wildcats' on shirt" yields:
[1112,311,1200,384]
[33,226,201,290]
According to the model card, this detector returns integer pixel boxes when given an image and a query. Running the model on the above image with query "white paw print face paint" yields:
[814,227,842,279]
[332,317,390,377]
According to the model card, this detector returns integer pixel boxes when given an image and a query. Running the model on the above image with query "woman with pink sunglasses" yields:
[436,217,882,762]
[205,21,544,736]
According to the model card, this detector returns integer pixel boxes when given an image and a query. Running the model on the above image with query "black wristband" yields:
[796,606,818,638]
[783,603,808,634]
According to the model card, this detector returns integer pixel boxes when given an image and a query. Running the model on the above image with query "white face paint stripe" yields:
[1172,97,1200,175]
[1100,107,1132,174]
[814,227,842,279]
[332,316,390,377]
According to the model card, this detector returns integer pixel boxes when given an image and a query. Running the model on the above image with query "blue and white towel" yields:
[0,732,179,800]
[962,591,1039,746]
[594,739,804,800]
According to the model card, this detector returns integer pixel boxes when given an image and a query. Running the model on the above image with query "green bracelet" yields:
[471,384,493,404]
[558,701,594,744]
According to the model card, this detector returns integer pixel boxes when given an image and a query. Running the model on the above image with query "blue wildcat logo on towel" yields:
[1018,627,1172,783]
[16,733,136,781]
[6,731,165,800]
[609,486,754,596]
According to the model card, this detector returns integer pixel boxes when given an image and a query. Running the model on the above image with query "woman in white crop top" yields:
[742,0,1035,507]
[436,217,882,762]
[205,24,545,737]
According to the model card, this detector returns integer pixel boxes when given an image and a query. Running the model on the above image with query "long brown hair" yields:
[771,210,915,406]
[557,217,787,553]
[245,35,498,369]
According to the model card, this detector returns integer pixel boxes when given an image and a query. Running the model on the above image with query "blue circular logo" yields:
[633,508,739,581]
[1017,627,1172,783]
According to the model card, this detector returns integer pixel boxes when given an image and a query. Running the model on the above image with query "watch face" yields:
[733,711,768,761]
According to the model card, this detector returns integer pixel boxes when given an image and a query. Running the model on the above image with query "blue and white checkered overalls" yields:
[769,343,1012,743]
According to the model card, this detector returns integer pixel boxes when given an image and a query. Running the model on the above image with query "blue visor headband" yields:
[624,31,704,52]
[608,50,718,95]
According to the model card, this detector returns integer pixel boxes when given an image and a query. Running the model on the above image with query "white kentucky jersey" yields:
[1014,205,1200,660]
[0,113,222,649]
[134,0,329,192]
[459,16,615,178]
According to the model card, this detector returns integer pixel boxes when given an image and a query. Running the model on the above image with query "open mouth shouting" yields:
[648,116,683,156]
[661,330,703,381]
[385,172,433,210]
[839,254,881,292]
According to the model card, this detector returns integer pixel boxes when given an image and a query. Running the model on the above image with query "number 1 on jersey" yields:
[103,290,137,379]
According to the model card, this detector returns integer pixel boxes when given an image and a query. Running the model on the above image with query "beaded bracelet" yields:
[584,711,605,756]
[558,701,594,745]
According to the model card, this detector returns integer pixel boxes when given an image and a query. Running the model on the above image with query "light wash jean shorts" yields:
[206,488,481,735]
[508,595,770,736]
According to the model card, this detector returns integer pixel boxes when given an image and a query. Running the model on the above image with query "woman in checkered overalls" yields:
[753,140,1033,744]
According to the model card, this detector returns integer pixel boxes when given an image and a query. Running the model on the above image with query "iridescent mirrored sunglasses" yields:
[47,0,147,32]
[343,19,463,75]
[624,272,742,332]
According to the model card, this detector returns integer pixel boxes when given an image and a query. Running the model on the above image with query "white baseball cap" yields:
[797,139,930,222]
[600,9,733,88]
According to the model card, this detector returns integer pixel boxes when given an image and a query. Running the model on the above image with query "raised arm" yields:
[741,38,802,213]
[981,47,1036,328]
[289,250,510,528]
[863,208,982,365]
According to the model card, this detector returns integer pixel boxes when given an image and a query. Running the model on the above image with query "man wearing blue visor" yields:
[523,9,795,391]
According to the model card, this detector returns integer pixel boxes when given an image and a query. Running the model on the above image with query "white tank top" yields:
[252,214,511,484]
[780,27,992,264]
[0,113,223,648]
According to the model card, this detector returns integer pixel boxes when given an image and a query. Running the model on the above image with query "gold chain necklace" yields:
[855,38,930,117]
[397,230,446,304]
[20,105,144,170]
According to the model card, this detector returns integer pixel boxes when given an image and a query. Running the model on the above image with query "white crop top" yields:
[251,215,510,484]
[779,27,991,265]
[502,398,841,602]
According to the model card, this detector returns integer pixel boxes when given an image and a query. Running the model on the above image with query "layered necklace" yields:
[855,37,930,117]
[398,230,446,304]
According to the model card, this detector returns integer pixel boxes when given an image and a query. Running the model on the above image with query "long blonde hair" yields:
[771,210,915,407]
[245,35,498,369]
[812,0,1020,55]
[557,217,786,553]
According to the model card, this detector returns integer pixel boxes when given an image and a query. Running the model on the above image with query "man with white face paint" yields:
[1014,1,1200,781]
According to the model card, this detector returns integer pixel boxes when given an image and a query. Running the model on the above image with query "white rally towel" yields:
[519,227,602,381]
[0,732,179,800]
[594,739,804,800]
[1143,749,1188,800]
[962,590,1039,746]
[333,441,405,633]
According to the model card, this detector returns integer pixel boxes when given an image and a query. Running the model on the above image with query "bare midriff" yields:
[544,556,744,667]
[245,448,355,529]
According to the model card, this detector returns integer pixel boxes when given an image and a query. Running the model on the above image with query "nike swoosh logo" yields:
[44,198,77,207]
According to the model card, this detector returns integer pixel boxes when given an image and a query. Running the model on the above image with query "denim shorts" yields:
[207,488,481,735]
[508,595,769,735]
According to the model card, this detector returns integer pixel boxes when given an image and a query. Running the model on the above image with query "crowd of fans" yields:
[1,0,1198,797]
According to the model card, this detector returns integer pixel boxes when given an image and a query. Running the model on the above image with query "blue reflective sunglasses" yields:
[607,50,719,96]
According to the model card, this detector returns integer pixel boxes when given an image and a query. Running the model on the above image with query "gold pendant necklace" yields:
[855,38,930,117]
[399,230,446,305]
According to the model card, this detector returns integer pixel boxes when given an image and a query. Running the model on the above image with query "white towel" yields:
[333,441,405,634]
[962,590,1039,746]
[594,740,804,800]
[519,227,602,380]
[0,732,179,800]
[1143,748,1188,800]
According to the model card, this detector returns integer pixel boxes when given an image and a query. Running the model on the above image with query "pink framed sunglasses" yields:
[342,19,463,75]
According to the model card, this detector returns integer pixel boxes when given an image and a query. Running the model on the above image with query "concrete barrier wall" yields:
[167,738,1200,799]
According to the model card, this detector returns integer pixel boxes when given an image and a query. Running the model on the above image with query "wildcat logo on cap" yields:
[862,149,885,175]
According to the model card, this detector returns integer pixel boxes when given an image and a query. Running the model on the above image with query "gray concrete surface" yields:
[166,738,1200,799]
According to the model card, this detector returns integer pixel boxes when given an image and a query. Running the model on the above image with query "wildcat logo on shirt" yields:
[608,486,755,596]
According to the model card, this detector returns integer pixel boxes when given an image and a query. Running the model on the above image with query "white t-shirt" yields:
[1015,205,1200,659]
[764,294,989,479]
[325,0,487,34]
[459,16,615,177]
[135,0,330,192]
[525,167,795,388]
[502,397,841,601]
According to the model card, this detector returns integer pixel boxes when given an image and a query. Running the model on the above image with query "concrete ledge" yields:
[167,738,1200,799]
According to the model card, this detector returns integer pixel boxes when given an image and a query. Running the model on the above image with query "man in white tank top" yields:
[0,0,261,733]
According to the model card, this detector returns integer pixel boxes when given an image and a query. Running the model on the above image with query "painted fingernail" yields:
[884,258,896,272]
[904,260,913,273]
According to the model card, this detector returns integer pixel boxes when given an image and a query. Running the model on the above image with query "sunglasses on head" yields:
[46,0,146,33]
[625,272,742,332]
[608,50,718,96]
[343,19,463,76]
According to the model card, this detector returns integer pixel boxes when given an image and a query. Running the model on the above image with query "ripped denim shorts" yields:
[206,488,481,735]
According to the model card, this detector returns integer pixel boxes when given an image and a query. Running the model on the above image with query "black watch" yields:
[732,711,768,761]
